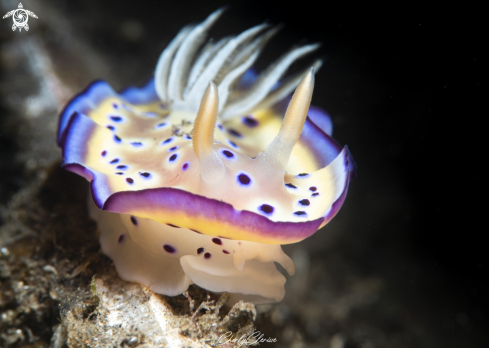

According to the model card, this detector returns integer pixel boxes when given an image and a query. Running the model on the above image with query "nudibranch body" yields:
[58,9,355,304]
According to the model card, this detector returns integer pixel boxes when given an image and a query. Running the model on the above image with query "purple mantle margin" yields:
[104,187,326,244]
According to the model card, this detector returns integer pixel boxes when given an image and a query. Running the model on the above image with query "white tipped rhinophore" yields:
[259,68,315,171]
[192,82,225,183]
[154,9,320,117]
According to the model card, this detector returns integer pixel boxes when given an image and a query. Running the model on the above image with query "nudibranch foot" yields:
[89,198,294,304]
[59,8,355,305]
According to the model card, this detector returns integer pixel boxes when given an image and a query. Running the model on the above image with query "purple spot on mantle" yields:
[161,137,173,145]
[204,252,211,259]
[312,192,319,196]
[237,172,252,186]
[294,211,307,216]
[299,199,310,206]
[116,165,127,170]
[221,150,235,159]
[126,178,134,184]
[228,140,239,149]
[197,247,204,254]
[259,204,274,215]
[242,115,259,127]
[110,116,123,122]
[212,238,222,245]
[131,142,143,147]
[309,186,317,192]
[182,162,189,171]
[167,224,180,228]
[155,122,167,129]
[101,150,107,157]
[168,146,178,152]
[223,250,230,254]
[106,125,115,131]
[228,128,242,138]
[296,173,309,178]
[130,216,138,226]
[110,158,119,164]
[169,154,178,162]
[285,183,297,189]
[139,172,151,178]
[115,172,123,175]
[112,103,118,109]
[118,234,125,243]
[114,135,122,143]
[163,244,176,253]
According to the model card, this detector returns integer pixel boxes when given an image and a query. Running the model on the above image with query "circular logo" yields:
[13,9,27,27]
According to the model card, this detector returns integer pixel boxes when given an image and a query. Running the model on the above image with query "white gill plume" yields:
[154,9,321,118]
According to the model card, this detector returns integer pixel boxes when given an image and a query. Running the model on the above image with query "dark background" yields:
[0,0,485,346]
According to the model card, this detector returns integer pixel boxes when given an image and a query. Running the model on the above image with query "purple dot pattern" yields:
[223,250,230,254]
[163,244,176,253]
[204,252,211,259]
[197,247,204,254]
[212,238,222,245]
[118,234,125,243]
[65,92,340,230]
